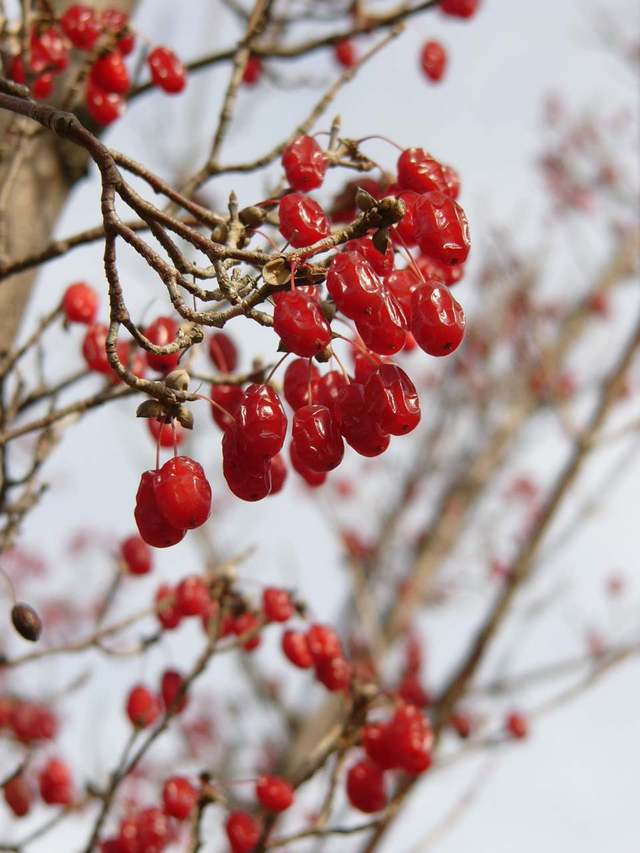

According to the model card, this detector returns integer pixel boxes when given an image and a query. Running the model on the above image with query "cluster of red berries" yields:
[0,696,57,744]
[281,623,353,691]
[3,759,73,818]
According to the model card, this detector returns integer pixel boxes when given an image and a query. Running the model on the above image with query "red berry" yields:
[3,775,31,817]
[242,56,263,86]
[442,164,461,199]
[162,776,198,820]
[121,534,152,575]
[388,704,433,774]
[208,331,238,372]
[126,685,160,728]
[82,322,110,373]
[292,404,344,472]
[148,46,186,94]
[135,471,186,548]
[334,382,390,457]
[306,623,342,663]
[60,5,100,50]
[91,52,130,95]
[62,281,98,324]
[38,759,73,806]
[236,384,287,462]
[262,587,294,622]
[363,723,398,770]
[414,192,470,266]
[279,194,330,248]
[32,73,54,100]
[160,669,188,713]
[222,427,273,501]
[389,190,421,247]
[10,703,57,743]
[281,629,313,668]
[35,27,69,71]
[135,806,170,851]
[420,40,447,82]
[256,775,294,813]
[316,370,349,418]
[153,456,212,530]
[315,655,352,692]
[327,252,385,321]
[211,383,243,431]
[346,760,386,813]
[233,612,261,651]
[225,811,260,853]
[155,584,182,630]
[282,135,328,191]
[411,281,465,356]
[505,711,528,739]
[269,453,287,495]
[440,0,480,19]
[273,290,331,357]
[175,576,210,617]
[144,316,180,373]
[85,81,124,125]
[101,10,135,56]
[289,440,327,487]
[384,268,420,321]
[344,234,395,277]
[397,148,448,195]
[147,417,185,448]
[334,39,357,68]
[283,358,320,410]
[355,291,408,356]
[417,253,465,286]
[364,364,420,435]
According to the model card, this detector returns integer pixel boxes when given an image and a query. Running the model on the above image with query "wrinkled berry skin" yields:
[334,383,390,457]
[411,281,465,356]
[135,471,186,548]
[236,384,287,461]
[292,405,344,473]
[420,40,447,82]
[327,252,385,321]
[365,364,421,435]
[284,358,320,410]
[282,136,329,191]
[414,192,470,266]
[153,457,212,530]
[279,194,330,247]
[441,0,480,18]
[273,291,332,357]
[222,427,273,502]
[397,148,449,195]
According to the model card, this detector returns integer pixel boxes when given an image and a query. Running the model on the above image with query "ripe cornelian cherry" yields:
[3,776,31,817]
[414,192,470,266]
[283,358,319,410]
[9,702,58,743]
[211,383,243,431]
[101,9,135,55]
[269,453,287,494]
[242,55,263,85]
[317,370,349,418]
[208,331,238,371]
[344,234,395,277]
[384,268,420,321]
[387,704,433,774]
[365,364,421,435]
[234,612,261,651]
[279,194,330,247]
[32,74,54,100]
[420,40,447,82]
[282,135,329,192]
[155,584,182,630]
[39,759,73,806]
[222,426,273,501]
[411,281,465,356]
[389,190,421,246]
[144,316,180,373]
[262,587,294,622]
[61,5,101,50]
[273,290,331,357]
[85,81,124,125]
[346,760,387,813]
[90,52,130,95]
[281,629,313,668]
[356,290,408,356]
[306,623,342,662]
[135,471,186,548]
[256,776,294,813]
[417,253,465,286]
[147,417,185,448]
[292,405,344,472]
[34,27,69,71]
[175,576,210,617]
[334,383,390,457]
[327,251,385,321]
[397,148,448,195]
[442,163,461,199]
[148,46,186,94]
[161,669,188,713]
[62,281,98,324]
[334,38,357,68]
[135,807,170,851]
[289,441,327,487]
[82,323,111,374]
[505,711,528,739]
[126,685,160,728]
[162,776,198,820]
[154,456,212,530]
[315,655,352,691]
[236,384,287,462]
[363,723,398,770]
[350,342,382,384]
[121,533,152,575]
[440,0,480,18]
[226,811,260,853]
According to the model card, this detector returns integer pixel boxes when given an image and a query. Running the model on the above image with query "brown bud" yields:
[355,187,377,212]
[372,227,391,255]
[239,206,268,228]
[211,223,228,244]
[11,603,42,642]
[319,300,337,322]
[164,369,190,391]
[136,399,165,420]
[263,257,290,286]
[314,344,333,363]
[175,405,194,430]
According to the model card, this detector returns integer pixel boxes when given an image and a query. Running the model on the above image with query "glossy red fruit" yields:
[355,291,408,356]
[292,405,344,472]
[32,74,54,100]
[208,331,238,372]
[145,316,180,373]
[135,807,170,852]
[384,268,420,322]
[346,760,386,813]
[420,40,447,82]
[315,655,352,691]
[211,383,243,431]
[148,46,186,94]
[91,52,130,95]
[269,453,287,495]
[162,776,198,820]
[306,623,342,662]
[414,192,470,266]
[121,534,152,575]
[281,629,313,668]
[126,685,160,728]
[327,252,385,321]
[389,190,421,246]
[279,194,330,248]
[242,56,263,85]
[334,39,357,68]
[440,0,480,18]
[388,704,433,774]
[101,10,135,55]
[85,81,124,125]
[416,253,465,286]
[317,370,349,418]
[175,576,210,617]
[35,27,69,71]
[3,775,31,817]
[61,5,101,50]
[289,441,327,486]
[351,343,382,384]
[334,383,390,457]
[237,384,287,461]
[222,427,273,501]
[273,291,331,357]
[160,669,188,713]
[233,611,261,652]
[263,587,294,623]
[282,135,328,192]
[9,703,58,743]
[226,811,260,853]
[147,417,185,448]
[442,163,461,199]
[38,759,73,805]
[344,234,395,277]
[255,775,294,813]
[153,457,211,530]
[411,281,465,356]
[82,323,110,373]
[365,364,420,435]
[363,723,398,770]
[135,471,186,549]
[62,281,98,324]
[155,584,182,630]
[505,711,528,739]
[397,148,448,195]
[284,358,320,411]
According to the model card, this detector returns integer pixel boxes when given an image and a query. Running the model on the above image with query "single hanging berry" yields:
[334,38,357,68]
[411,280,465,356]
[153,456,212,530]
[346,760,387,813]
[101,9,136,55]
[162,776,198,820]
[38,759,73,806]
[355,290,408,356]
[90,52,130,95]
[226,810,261,852]
[289,441,327,487]
[420,40,447,82]
[222,427,273,501]
[279,194,330,248]
[3,775,31,817]
[148,46,187,94]
[397,148,448,195]
[85,81,124,125]
[389,190,421,247]
[242,55,263,85]
[440,0,481,18]
[292,405,344,472]
[126,685,160,728]
[256,776,294,812]
[282,136,329,192]
[281,629,313,668]
[155,584,182,630]
[334,383,390,457]
[273,290,331,357]
[414,192,470,266]
[135,471,186,548]
[364,364,421,435]
[160,669,188,713]
[121,534,153,575]
[236,384,287,462]
[60,5,100,50]
[262,587,294,622]
[62,281,98,324]
[283,358,320,410]
[144,316,181,373]
[211,383,243,431]
[175,576,210,617]
[208,331,238,371]
[326,251,386,321]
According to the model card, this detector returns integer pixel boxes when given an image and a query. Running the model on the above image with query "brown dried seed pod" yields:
[11,603,42,642]
[164,369,190,391]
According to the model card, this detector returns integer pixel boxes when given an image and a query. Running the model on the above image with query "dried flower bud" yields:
[355,188,377,212]
[175,405,194,429]
[136,399,166,420]
[372,227,391,255]
[211,223,228,243]
[11,603,42,642]
[239,206,268,228]
[164,369,190,391]
[263,257,290,286]
[315,344,333,363]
